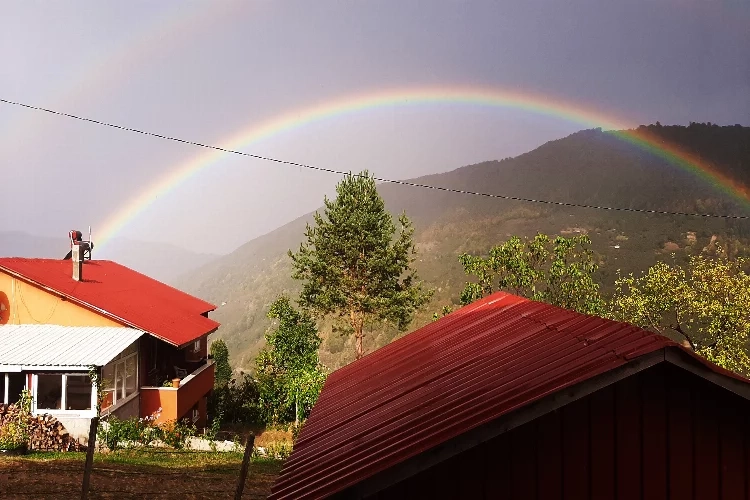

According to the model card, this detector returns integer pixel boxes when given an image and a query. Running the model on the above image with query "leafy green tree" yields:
[289,170,433,359]
[255,296,326,424]
[210,339,232,389]
[458,233,604,315]
[610,254,750,375]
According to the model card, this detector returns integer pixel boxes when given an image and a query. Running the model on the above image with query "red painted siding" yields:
[371,363,750,500]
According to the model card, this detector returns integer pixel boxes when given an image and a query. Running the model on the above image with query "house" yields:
[271,292,750,499]
[0,242,219,439]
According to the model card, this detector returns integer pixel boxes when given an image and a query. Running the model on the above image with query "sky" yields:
[0,0,748,254]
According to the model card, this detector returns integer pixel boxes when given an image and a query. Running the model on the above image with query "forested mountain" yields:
[176,123,750,370]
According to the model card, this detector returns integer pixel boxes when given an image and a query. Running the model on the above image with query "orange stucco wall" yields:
[140,362,214,425]
[0,272,121,327]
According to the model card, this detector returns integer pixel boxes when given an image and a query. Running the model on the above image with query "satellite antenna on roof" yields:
[63,227,94,260]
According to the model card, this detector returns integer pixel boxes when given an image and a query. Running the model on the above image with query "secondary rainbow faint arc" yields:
[95,86,747,250]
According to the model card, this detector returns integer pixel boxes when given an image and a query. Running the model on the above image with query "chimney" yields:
[72,244,83,281]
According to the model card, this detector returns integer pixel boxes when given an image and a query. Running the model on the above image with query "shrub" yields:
[158,419,196,449]
[264,441,292,460]
[98,409,163,451]
[208,374,262,428]
[0,390,32,450]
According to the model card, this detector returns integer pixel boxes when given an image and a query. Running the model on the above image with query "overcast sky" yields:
[1,0,748,254]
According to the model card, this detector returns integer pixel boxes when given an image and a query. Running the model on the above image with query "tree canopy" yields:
[289,170,432,359]
[610,254,750,375]
[255,296,326,424]
[209,339,232,389]
[458,233,605,315]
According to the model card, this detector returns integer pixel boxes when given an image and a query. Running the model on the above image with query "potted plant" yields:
[172,378,181,388]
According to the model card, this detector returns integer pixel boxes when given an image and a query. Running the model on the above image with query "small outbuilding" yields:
[271,292,750,499]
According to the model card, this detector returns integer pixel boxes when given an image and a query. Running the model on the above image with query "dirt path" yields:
[0,458,282,499]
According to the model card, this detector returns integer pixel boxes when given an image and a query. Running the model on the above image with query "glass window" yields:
[115,363,125,400]
[66,375,92,410]
[101,364,115,410]
[37,374,62,410]
[7,373,24,405]
[100,345,138,409]
[125,356,137,398]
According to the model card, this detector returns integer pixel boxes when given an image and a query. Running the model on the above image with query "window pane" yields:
[102,364,115,390]
[66,375,92,410]
[37,375,62,410]
[7,373,24,405]
[101,362,115,409]
[125,356,137,398]
[116,362,125,400]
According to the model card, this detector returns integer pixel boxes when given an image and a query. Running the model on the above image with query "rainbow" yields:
[95,85,748,250]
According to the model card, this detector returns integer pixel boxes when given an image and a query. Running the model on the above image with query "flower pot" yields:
[172,378,181,388]
[0,443,28,456]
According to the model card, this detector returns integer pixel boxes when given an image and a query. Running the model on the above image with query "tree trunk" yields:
[355,325,364,359]
[351,309,364,359]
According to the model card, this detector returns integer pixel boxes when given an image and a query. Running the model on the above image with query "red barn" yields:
[271,292,750,500]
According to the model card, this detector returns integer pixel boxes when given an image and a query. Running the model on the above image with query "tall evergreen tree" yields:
[289,170,432,359]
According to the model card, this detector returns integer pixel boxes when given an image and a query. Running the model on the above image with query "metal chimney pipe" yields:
[72,245,83,281]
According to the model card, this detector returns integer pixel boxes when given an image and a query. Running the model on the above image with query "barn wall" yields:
[370,363,750,500]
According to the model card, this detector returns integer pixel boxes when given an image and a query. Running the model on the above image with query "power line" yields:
[2,97,748,220]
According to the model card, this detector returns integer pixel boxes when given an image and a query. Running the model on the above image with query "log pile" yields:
[0,404,86,451]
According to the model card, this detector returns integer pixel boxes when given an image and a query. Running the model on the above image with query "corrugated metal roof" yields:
[269,292,747,499]
[0,258,219,346]
[0,324,145,369]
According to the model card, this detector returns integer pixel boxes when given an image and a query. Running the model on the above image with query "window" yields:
[34,374,93,412]
[37,374,62,410]
[101,340,139,410]
[7,373,24,404]
[66,375,92,410]
[2,373,27,405]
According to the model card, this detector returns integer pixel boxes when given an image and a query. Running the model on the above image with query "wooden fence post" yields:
[234,433,255,500]
[81,416,98,500]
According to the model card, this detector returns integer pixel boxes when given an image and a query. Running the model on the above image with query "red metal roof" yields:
[270,291,748,499]
[0,258,219,347]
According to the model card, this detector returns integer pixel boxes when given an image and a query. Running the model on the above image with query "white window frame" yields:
[32,372,97,418]
[101,350,138,411]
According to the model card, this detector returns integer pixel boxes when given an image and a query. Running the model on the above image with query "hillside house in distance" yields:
[272,292,750,500]
[0,236,218,439]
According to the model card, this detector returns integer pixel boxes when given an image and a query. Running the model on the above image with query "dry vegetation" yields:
[0,449,284,499]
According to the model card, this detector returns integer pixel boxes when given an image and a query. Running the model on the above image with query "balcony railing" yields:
[140,359,214,424]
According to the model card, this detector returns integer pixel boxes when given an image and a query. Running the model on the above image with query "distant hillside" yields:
[0,232,219,285]
[176,123,750,370]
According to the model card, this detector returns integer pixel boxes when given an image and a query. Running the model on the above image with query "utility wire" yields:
[2,97,748,220]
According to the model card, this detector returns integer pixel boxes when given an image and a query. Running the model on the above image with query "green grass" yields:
[17,448,283,472]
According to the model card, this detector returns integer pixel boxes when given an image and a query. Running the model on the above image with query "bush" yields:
[0,421,28,450]
[159,419,197,450]
[0,390,32,450]
[263,441,292,460]
[97,409,195,451]
[208,373,262,429]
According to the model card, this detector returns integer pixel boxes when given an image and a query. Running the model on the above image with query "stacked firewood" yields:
[0,404,85,451]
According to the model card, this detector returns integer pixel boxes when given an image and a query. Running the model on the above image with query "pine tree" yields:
[289,170,432,359]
